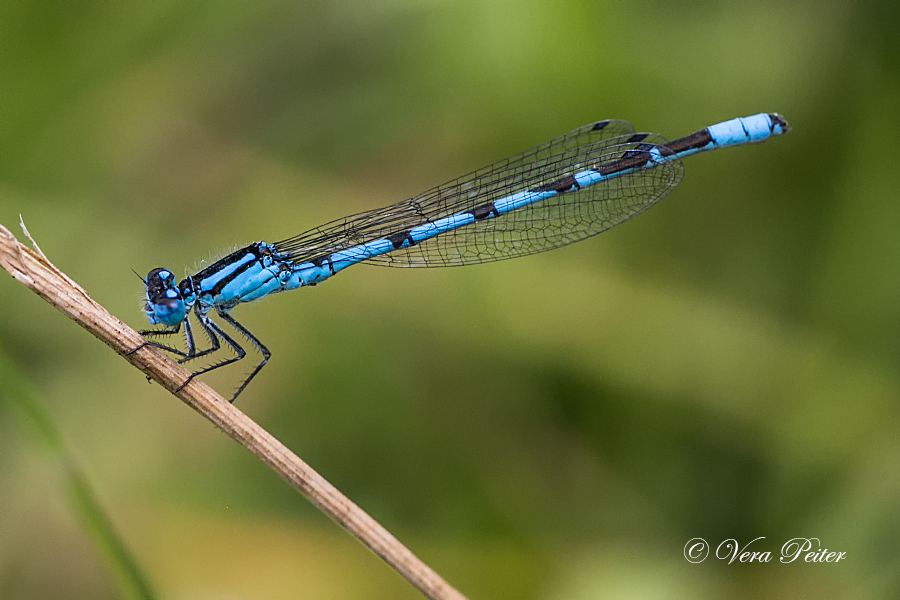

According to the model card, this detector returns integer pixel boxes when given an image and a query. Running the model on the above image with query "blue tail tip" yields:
[768,113,790,134]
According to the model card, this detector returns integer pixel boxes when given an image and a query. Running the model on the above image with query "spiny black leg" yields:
[176,312,222,364]
[130,323,190,357]
[139,312,267,403]
[218,312,270,403]
[174,315,247,395]
[135,313,207,359]
[135,313,222,365]
[183,316,197,355]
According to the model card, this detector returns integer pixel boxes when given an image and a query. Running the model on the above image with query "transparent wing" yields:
[272,120,685,267]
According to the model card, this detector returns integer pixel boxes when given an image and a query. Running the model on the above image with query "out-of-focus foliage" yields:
[0,346,156,600]
[1,0,899,598]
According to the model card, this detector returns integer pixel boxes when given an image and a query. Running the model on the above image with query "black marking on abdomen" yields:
[620,142,656,160]
[469,202,499,220]
[768,113,790,133]
[597,144,674,177]
[533,175,580,194]
[388,230,416,249]
[664,128,713,155]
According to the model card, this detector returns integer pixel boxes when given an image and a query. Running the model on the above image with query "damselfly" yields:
[139,113,790,402]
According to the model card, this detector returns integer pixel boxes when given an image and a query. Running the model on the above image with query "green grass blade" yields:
[0,344,158,600]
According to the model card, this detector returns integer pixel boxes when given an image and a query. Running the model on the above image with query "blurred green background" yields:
[2,0,899,598]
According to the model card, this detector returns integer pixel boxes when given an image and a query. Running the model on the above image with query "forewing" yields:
[272,121,684,267]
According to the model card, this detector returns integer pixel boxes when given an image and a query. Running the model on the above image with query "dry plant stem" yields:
[0,222,466,600]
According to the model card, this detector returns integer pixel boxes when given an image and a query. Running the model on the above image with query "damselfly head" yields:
[143,267,186,327]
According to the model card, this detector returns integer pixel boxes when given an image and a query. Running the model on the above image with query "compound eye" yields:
[146,267,176,284]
